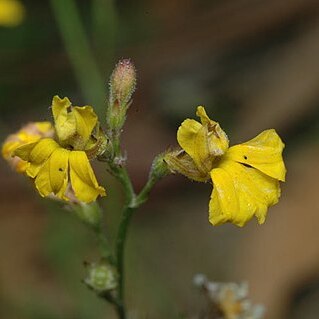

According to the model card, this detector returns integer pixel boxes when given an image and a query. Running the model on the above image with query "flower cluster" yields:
[3,96,106,203]
[165,106,286,227]
[2,60,286,228]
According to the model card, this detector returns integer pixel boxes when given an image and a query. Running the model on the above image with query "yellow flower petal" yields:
[52,95,97,148]
[2,139,23,159]
[177,106,229,174]
[195,106,213,125]
[196,106,229,155]
[69,151,106,203]
[2,122,54,174]
[28,138,60,163]
[209,160,280,227]
[177,119,209,173]
[35,122,53,135]
[15,159,28,173]
[72,105,98,145]
[224,129,286,181]
[35,148,70,199]
[14,138,60,178]
[2,122,53,160]
[52,95,76,143]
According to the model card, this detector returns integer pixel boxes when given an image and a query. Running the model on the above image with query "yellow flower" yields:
[2,122,53,173]
[15,138,106,202]
[0,0,25,27]
[166,106,286,227]
[8,95,106,203]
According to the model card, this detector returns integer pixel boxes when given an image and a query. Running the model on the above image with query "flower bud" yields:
[84,260,118,293]
[109,59,136,107]
[107,59,136,131]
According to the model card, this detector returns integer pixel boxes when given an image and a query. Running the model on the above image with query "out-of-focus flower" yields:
[6,96,106,203]
[0,0,25,27]
[165,106,286,227]
[193,274,265,319]
[2,122,53,173]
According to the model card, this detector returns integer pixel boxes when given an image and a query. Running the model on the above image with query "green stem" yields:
[114,166,160,319]
[50,0,105,116]
[116,205,135,304]
[113,166,136,203]
[136,176,158,206]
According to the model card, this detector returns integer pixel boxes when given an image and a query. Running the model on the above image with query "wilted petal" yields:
[225,129,286,181]
[164,149,209,182]
[51,95,76,144]
[69,151,106,203]
[196,106,229,155]
[209,160,280,227]
[177,106,229,174]
[35,147,69,199]
[72,106,98,145]
[177,119,210,173]
[14,138,60,178]
[52,95,98,148]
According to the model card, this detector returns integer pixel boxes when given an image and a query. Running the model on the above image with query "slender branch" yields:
[116,205,135,298]
[136,175,158,206]
[106,163,135,319]
[114,166,136,204]
[113,162,162,319]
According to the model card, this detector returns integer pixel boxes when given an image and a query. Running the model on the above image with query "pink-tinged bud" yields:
[107,59,137,133]
[109,59,136,107]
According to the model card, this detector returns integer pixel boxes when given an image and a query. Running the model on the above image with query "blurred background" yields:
[1,0,319,318]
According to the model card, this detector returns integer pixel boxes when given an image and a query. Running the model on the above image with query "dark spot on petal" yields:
[59,168,63,172]
[244,155,248,160]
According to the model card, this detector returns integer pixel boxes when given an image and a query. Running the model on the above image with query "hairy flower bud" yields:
[110,59,136,107]
[107,59,136,131]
